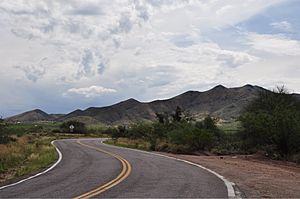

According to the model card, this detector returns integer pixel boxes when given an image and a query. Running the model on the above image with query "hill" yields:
[5,109,55,122]
[60,84,265,124]
[7,85,298,124]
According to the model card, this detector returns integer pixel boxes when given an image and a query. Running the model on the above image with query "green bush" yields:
[168,123,214,151]
[0,122,16,144]
[106,108,235,154]
[0,135,16,144]
[127,122,154,139]
[101,127,118,137]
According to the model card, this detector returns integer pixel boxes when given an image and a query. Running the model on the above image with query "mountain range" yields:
[6,85,299,124]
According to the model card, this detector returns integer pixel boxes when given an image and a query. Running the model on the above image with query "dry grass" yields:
[0,135,57,182]
[0,133,103,183]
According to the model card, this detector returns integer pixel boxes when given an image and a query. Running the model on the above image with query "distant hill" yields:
[6,109,55,122]
[6,85,299,124]
[60,84,265,124]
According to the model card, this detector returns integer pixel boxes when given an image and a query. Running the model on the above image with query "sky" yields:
[1,0,300,117]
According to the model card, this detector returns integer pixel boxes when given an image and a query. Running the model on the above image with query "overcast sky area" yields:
[1,0,300,117]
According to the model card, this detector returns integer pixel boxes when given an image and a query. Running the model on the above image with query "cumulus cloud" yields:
[201,44,258,68]
[246,33,300,56]
[67,86,117,98]
[2,0,299,117]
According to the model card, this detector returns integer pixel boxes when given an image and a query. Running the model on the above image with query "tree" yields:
[196,116,219,135]
[172,106,182,122]
[239,86,300,158]
[156,112,169,124]
[111,125,127,139]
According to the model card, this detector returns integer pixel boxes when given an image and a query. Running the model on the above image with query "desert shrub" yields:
[107,110,227,153]
[0,122,16,144]
[0,135,16,144]
[290,153,300,164]
[211,133,243,155]
[168,123,214,151]
[101,127,118,136]
[51,129,61,133]
[127,122,154,139]
[195,116,221,137]
[28,125,44,133]
[108,126,121,139]
[116,125,127,137]
[166,144,192,154]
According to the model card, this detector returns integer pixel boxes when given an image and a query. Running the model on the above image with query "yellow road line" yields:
[74,140,132,199]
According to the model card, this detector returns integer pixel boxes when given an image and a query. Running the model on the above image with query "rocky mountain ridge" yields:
[7,85,297,124]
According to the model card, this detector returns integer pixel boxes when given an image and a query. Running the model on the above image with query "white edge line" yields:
[100,139,237,198]
[0,140,63,190]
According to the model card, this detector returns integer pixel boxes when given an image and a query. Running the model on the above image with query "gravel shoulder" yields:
[160,153,300,198]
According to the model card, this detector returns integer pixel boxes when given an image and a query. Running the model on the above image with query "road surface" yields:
[0,138,228,198]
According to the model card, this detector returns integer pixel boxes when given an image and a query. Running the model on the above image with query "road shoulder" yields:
[160,153,300,198]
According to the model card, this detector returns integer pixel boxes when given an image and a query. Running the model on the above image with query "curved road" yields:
[0,139,228,198]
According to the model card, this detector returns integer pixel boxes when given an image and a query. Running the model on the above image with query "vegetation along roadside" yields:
[0,121,105,184]
[105,86,300,163]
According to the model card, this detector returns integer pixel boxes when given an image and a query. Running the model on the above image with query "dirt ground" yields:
[160,153,300,198]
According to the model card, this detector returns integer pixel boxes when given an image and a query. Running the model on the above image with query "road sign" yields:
[69,124,75,133]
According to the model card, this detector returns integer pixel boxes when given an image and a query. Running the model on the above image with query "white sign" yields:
[69,125,75,132]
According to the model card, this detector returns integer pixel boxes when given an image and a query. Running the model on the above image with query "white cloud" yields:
[246,33,300,56]
[67,86,117,98]
[270,21,292,31]
[2,0,299,117]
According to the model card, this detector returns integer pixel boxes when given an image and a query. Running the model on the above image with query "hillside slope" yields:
[6,109,55,122]
[60,84,265,124]
[8,84,295,124]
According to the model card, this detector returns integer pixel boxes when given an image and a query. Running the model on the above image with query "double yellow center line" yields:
[74,140,132,199]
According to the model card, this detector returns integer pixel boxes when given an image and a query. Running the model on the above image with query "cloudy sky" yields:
[1,0,300,117]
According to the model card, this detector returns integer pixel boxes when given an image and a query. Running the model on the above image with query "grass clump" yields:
[0,135,57,179]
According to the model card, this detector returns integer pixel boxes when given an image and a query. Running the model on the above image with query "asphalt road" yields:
[0,138,228,198]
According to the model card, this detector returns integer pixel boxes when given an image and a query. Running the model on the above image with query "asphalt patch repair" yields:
[160,153,300,198]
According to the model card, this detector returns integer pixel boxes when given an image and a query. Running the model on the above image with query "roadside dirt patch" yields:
[160,153,300,198]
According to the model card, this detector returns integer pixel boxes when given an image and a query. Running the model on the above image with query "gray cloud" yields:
[171,34,195,48]
[0,4,49,16]
[115,65,178,89]
[11,29,35,40]
[38,20,56,33]
[67,5,103,16]
[14,58,48,82]
[76,49,94,78]
[76,49,108,78]
[1,0,298,118]
[216,52,256,68]
[110,15,133,34]
[133,1,150,21]
[97,62,105,74]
